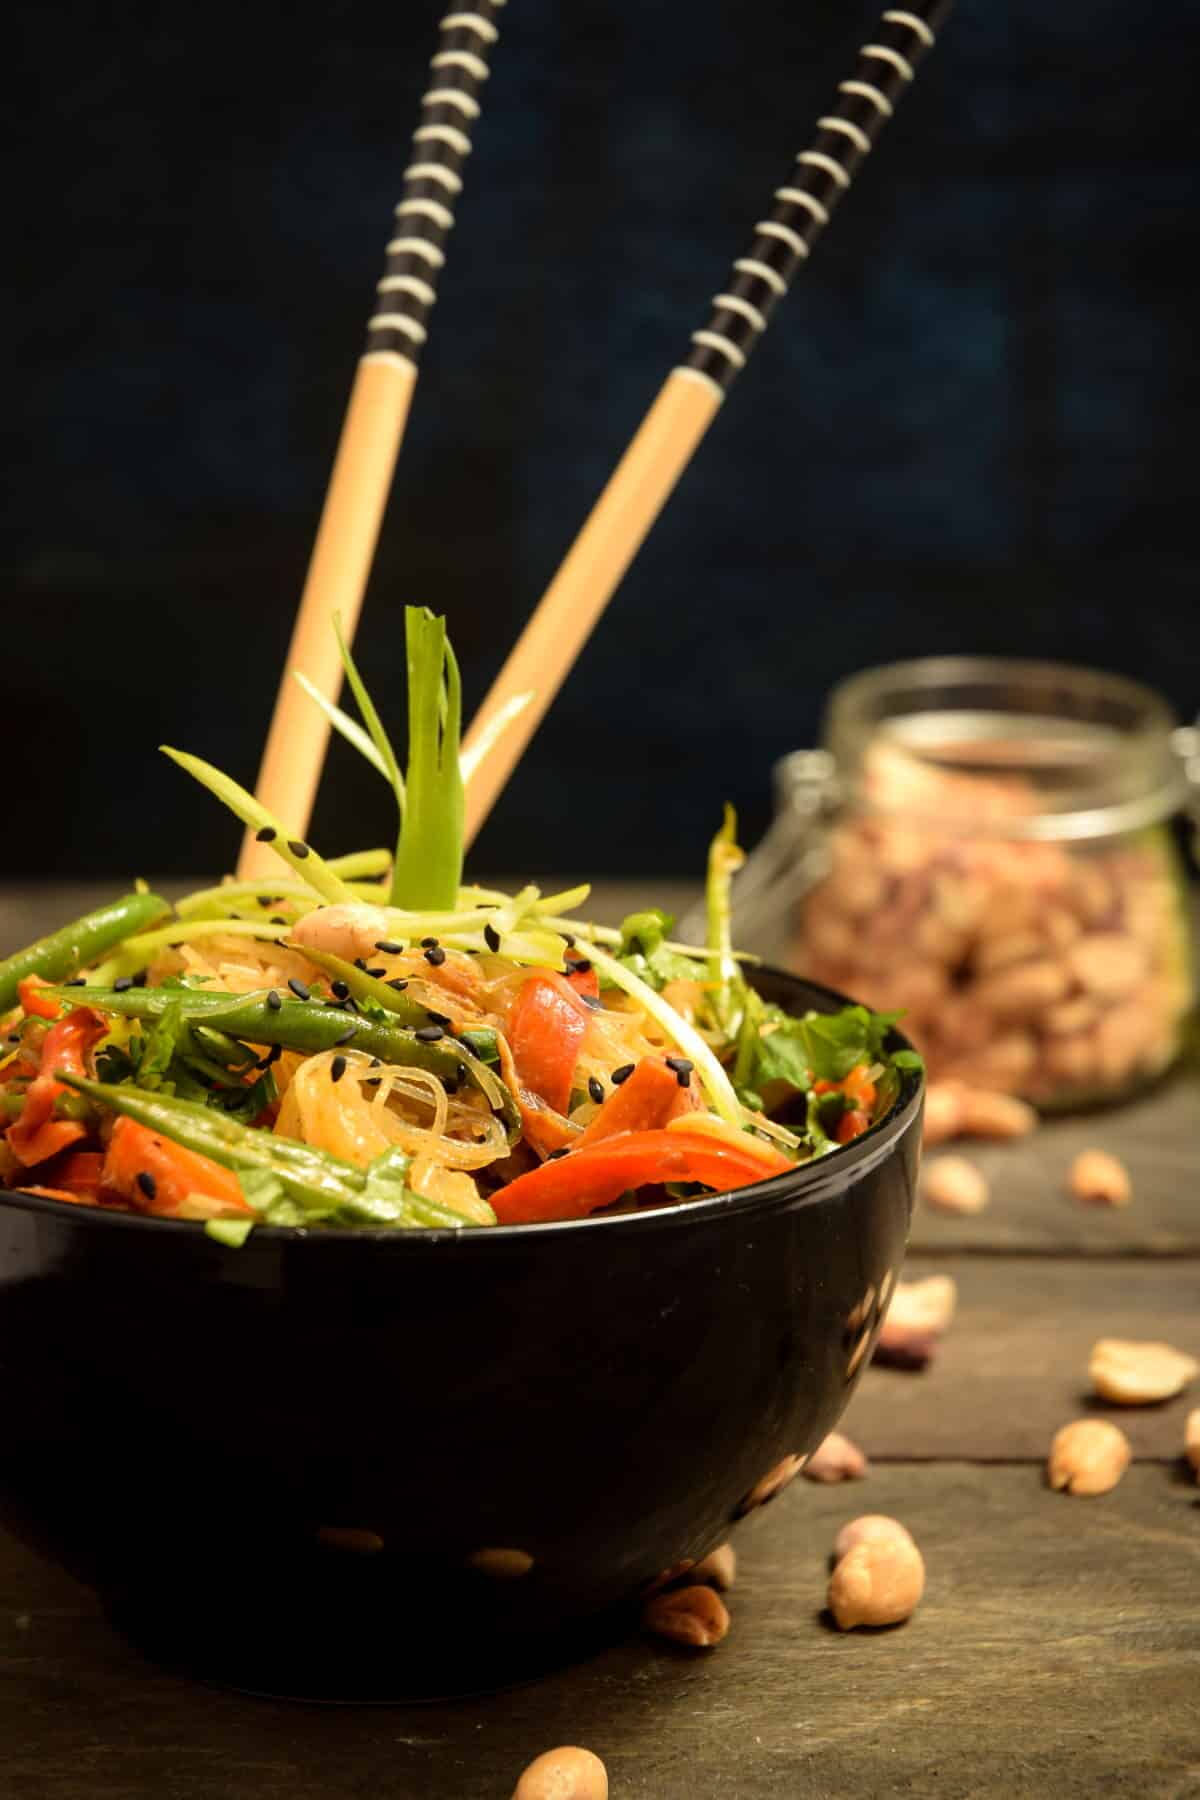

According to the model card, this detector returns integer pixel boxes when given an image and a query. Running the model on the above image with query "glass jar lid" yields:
[802,656,1193,842]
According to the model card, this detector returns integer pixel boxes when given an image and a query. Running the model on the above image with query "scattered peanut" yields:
[922,1155,989,1215]
[1068,1149,1132,1208]
[827,1524,925,1630]
[887,1274,958,1334]
[692,1542,737,1590]
[1047,1419,1131,1496]
[643,1583,731,1649]
[513,1746,608,1800]
[1089,1338,1198,1405]
[873,1275,957,1370]
[803,1431,869,1483]
[1185,1410,1200,1483]
[833,1514,916,1563]
[922,1080,966,1145]
[956,1087,1038,1140]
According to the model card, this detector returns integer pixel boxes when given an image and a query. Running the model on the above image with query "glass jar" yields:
[729,658,1198,1109]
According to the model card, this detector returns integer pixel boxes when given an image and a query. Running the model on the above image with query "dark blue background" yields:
[6,1,1196,878]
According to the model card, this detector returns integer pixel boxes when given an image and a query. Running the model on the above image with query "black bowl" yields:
[0,968,922,1699]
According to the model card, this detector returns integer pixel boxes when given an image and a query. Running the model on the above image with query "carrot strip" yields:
[102,1117,254,1219]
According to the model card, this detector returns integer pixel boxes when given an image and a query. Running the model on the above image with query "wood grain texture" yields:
[1,1466,1196,1798]
[846,1254,1200,1461]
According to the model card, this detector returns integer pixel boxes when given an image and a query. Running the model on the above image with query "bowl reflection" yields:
[0,968,921,1699]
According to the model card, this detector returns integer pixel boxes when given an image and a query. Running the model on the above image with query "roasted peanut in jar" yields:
[771,661,1197,1109]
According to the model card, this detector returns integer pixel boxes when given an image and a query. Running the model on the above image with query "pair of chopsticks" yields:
[239,1,951,880]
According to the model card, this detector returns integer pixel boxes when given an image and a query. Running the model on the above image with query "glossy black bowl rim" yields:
[0,969,923,1246]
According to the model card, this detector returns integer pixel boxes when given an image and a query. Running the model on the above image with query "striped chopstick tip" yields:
[883,9,937,47]
[440,11,499,41]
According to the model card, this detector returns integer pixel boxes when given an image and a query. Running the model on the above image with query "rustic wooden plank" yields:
[907,1060,1200,1257]
[1,1465,1196,1797]
[846,1254,1200,1462]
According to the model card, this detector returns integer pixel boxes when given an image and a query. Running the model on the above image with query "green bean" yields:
[57,1074,475,1228]
[297,945,432,1030]
[0,893,170,1014]
[41,983,520,1138]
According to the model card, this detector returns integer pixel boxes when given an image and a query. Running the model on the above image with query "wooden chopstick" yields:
[461,1,950,847]
[239,1,506,879]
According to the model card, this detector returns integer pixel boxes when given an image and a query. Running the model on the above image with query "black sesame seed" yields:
[483,923,501,953]
[334,1024,358,1046]
[270,916,288,926]
[424,945,447,967]
[135,1171,157,1201]
[365,1076,382,1087]
[257,895,274,908]
[579,993,603,1011]
[64,978,87,987]
[388,978,409,992]
[420,937,438,949]
[569,957,593,975]
[288,840,309,859]
[426,1010,452,1028]
[255,826,277,843]
[330,1054,347,1083]
[113,975,134,992]
[444,1076,460,1096]
[331,980,350,1000]
[266,989,282,1011]
[287,978,311,1001]
[353,958,367,972]
[365,966,387,979]
[665,1056,694,1075]
[369,1058,382,1069]
[611,1063,635,1085]
[414,1024,445,1043]
[374,940,402,955]
[587,1076,605,1105]
[676,1067,692,1089]
[132,971,148,987]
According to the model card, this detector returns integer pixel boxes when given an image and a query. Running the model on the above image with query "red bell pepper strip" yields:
[490,1126,793,1225]
[564,958,601,1001]
[496,1031,577,1158]
[507,974,589,1115]
[102,1117,254,1219]
[17,975,62,1021]
[578,1057,689,1146]
[6,1006,105,1168]
[814,1063,878,1110]
[41,1149,105,1200]
[836,1108,871,1144]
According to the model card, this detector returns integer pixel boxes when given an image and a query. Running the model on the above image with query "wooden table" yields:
[2,884,1198,1798]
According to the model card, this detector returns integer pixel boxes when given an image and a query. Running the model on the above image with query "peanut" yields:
[1185,1410,1200,1483]
[1067,932,1146,1000]
[827,1529,925,1630]
[922,1155,989,1215]
[692,1542,737,1590]
[1047,1419,1131,1496]
[887,1275,957,1335]
[833,1514,915,1562]
[956,1087,1037,1140]
[1068,1149,1132,1208]
[1089,1338,1198,1405]
[643,1583,730,1649]
[973,959,1070,1017]
[513,1747,608,1800]
[803,1431,869,1483]
[922,1080,966,1145]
